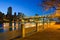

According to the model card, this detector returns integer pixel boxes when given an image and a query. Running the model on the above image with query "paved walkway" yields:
[14,28,60,40]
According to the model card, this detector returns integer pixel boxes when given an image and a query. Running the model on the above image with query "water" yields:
[0,22,21,33]
[0,22,47,33]
[0,23,12,33]
[0,24,4,33]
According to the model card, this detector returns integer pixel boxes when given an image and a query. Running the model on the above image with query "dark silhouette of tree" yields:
[41,0,60,10]
[0,12,3,17]
[40,0,60,24]
[0,12,5,23]
[0,12,3,21]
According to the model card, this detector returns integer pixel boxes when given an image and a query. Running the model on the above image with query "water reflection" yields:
[0,23,4,33]
[0,21,49,33]
[0,22,20,33]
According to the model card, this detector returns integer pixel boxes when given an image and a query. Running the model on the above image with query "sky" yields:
[0,0,56,16]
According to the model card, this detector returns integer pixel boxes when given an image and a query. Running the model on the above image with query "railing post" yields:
[36,22,38,32]
[21,19,25,37]
[21,23,25,37]
[36,22,39,32]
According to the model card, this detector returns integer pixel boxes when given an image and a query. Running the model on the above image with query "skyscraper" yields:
[7,7,12,16]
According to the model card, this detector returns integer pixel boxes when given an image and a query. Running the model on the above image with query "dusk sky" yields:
[0,0,56,16]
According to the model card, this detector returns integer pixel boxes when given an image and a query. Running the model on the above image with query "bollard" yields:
[36,22,39,32]
[21,23,25,37]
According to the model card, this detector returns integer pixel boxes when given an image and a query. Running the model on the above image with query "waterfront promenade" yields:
[13,24,60,40]
[0,22,60,40]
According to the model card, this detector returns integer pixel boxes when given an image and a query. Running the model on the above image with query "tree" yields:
[40,0,60,24]
[41,0,60,10]
[0,12,3,23]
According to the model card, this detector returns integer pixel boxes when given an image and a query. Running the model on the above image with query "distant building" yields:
[7,7,12,15]
[6,7,12,20]
[13,12,16,18]
[14,12,16,17]
[17,12,25,19]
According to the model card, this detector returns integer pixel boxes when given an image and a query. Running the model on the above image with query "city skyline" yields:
[0,0,56,16]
